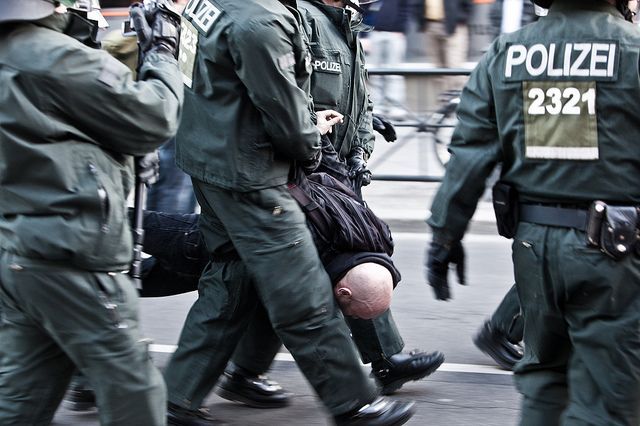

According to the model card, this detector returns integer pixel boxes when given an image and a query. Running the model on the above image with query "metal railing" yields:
[366,66,473,77]
[364,66,472,183]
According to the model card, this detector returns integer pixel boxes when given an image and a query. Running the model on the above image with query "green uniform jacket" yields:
[429,0,640,242]
[176,0,321,191]
[0,14,184,271]
[299,0,375,159]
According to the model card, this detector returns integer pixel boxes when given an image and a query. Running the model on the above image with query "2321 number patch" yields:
[179,19,199,88]
[523,81,598,160]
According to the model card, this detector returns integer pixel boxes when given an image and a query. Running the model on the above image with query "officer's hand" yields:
[129,0,181,60]
[347,146,372,187]
[316,110,344,135]
[425,240,466,301]
[301,149,322,174]
[372,114,397,142]
[136,151,160,186]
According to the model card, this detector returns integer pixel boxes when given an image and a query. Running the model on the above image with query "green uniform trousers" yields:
[164,180,377,415]
[490,284,523,344]
[513,223,640,426]
[0,252,166,426]
[231,307,405,374]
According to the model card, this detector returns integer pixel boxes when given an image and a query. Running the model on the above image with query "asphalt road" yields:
[53,232,519,426]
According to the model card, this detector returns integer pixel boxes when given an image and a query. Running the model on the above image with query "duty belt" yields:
[519,204,588,231]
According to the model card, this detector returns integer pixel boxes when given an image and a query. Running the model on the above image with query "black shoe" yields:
[334,397,415,426]
[63,381,96,412]
[372,350,445,395]
[167,402,226,426]
[215,369,291,409]
[473,320,523,370]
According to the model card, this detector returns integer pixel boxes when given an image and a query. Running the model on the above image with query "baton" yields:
[130,173,146,289]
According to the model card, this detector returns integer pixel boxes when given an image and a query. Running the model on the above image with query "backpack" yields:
[288,171,394,262]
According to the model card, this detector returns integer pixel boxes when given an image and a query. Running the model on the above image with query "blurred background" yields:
[99,0,639,118]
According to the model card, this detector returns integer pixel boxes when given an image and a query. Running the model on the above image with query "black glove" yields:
[372,114,397,142]
[129,0,181,60]
[347,146,372,187]
[426,240,466,301]
[136,151,160,186]
[301,149,322,174]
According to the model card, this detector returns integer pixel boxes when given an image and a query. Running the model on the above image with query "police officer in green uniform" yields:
[164,0,415,425]
[425,0,640,424]
[0,0,183,425]
[216,0,444,407]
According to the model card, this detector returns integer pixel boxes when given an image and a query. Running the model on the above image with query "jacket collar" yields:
[32,12,70,33]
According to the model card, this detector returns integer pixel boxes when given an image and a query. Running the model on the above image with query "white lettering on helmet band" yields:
[505,42,617,80]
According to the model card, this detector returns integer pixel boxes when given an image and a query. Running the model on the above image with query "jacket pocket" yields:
[82,152,131,268]
[88,162,110,234]
[309,45,345,109]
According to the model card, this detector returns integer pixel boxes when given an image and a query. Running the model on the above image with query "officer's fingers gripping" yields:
[360,170,372,186]
[315,120,333,136]
[317,109,344,123]
[326,115,343,127]
[316,111,344,136]
[136,151,160,186]
[129,4,153,50]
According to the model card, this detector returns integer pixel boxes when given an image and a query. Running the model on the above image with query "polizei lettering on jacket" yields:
[184,0,221,34]
[504,42,618,80]
[312,59,342,74]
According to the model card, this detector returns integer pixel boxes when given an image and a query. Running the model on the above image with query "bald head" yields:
[334,262,393,319]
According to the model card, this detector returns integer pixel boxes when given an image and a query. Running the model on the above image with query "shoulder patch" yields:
[183,0,222,35]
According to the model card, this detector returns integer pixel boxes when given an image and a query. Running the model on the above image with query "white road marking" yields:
[148,344,512,375]
[393,232,512,244]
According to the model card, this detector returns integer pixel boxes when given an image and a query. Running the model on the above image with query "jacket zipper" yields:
[88,163,110,233]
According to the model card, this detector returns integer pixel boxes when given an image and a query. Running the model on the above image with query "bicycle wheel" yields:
[430,96,459,168]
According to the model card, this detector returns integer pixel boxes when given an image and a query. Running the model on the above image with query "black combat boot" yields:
[167,402,227,426]
[473,320,523,370]
[372,350,445,395]
[215,365,291,408]
[333,397,415,426]
[63,375,96,412]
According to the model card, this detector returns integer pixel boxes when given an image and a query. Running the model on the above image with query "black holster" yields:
[492,181,519,239]
[586,201,640,260]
